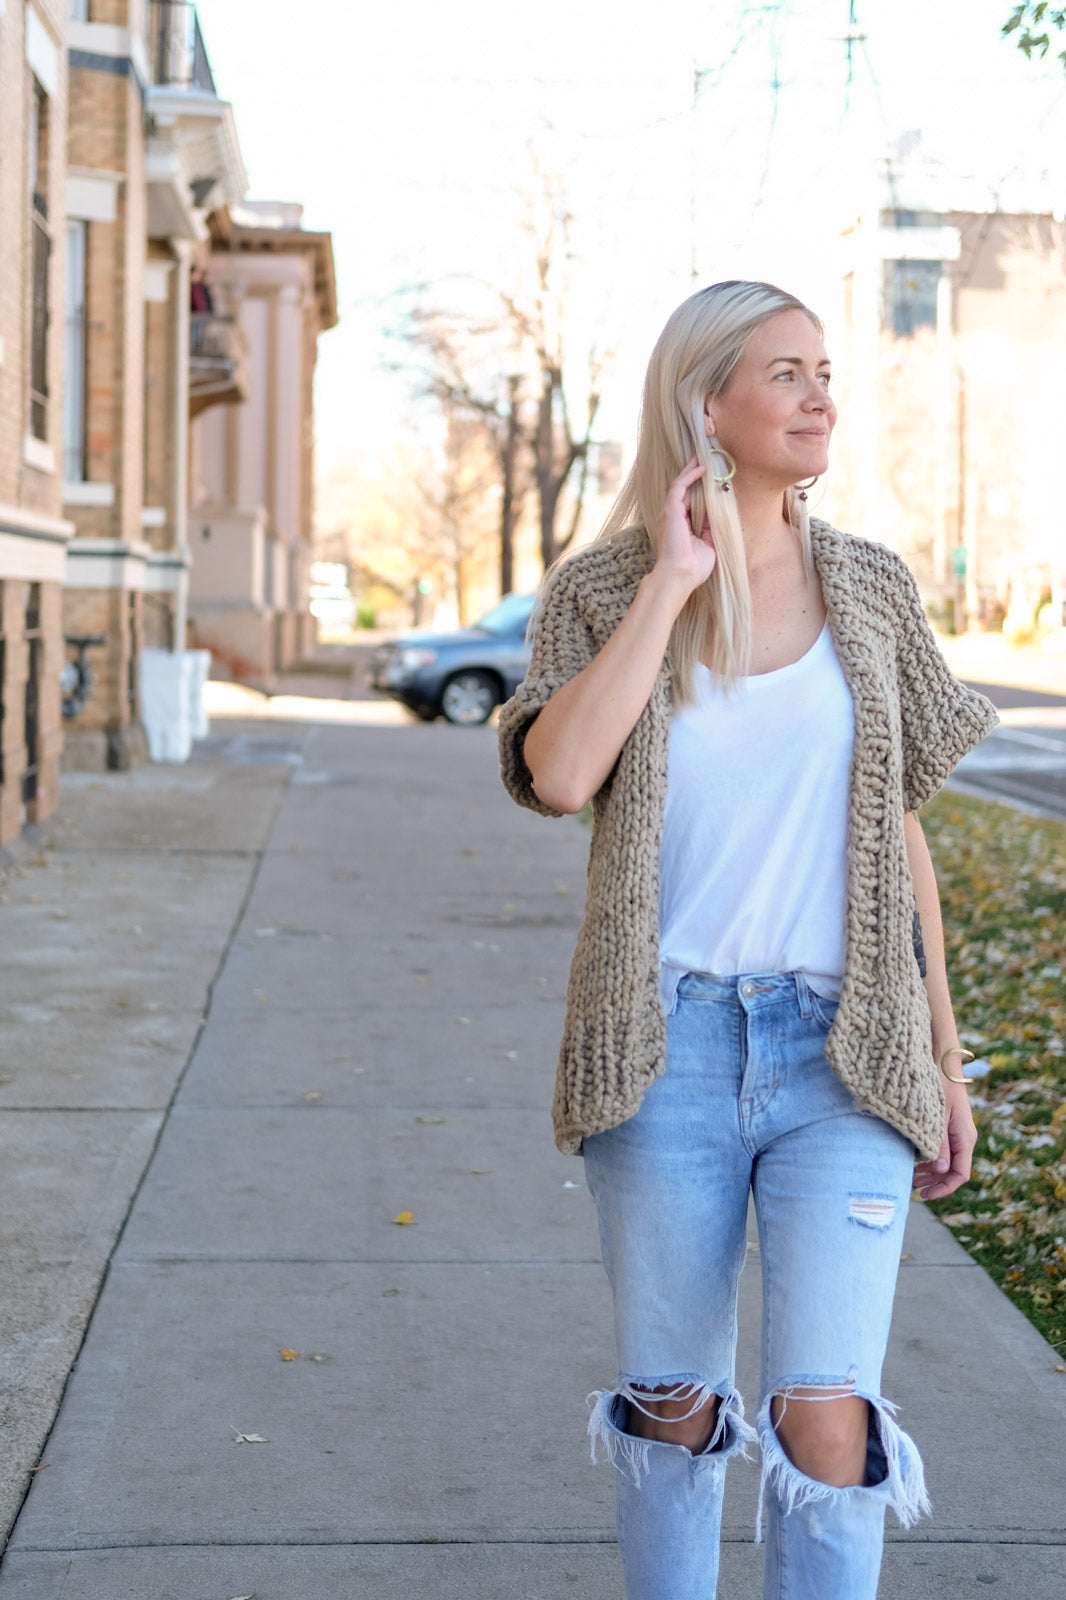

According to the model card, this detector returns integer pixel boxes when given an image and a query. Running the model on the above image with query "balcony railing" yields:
[149,0,216,94]
[189,312,249,416]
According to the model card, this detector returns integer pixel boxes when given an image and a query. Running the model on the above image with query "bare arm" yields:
[525,458,716,814]
[904,810,978,1200]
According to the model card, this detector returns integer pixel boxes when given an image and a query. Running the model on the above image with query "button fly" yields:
[741,982,757,998]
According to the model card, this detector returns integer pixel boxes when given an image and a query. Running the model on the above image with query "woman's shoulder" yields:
[811,520,920,598]
[549,526,653,594]
[541,528,655,625]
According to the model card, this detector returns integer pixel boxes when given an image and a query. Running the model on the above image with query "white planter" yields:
[139,649,202,763]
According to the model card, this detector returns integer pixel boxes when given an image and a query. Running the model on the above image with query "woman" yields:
[498,280,998,1600]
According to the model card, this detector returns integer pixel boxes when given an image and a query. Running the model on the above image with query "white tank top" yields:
[659,620,854,1012]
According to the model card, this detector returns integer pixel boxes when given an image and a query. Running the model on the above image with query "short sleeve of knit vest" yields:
[498,562,602,819]
[890,554,1000,812]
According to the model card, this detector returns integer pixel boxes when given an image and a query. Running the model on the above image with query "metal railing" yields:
[190,311,240,364]
[188,311,249,414]
[149,0,217,93]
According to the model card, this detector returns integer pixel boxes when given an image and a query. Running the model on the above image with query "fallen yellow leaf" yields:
[278,1348,301,1362]
[393,1211,416,1226]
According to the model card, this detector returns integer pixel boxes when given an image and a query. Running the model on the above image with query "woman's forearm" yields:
[903,810,960,1059]
[524,569,690,814]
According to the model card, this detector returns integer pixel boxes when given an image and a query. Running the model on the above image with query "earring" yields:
[707,439,736,493]
[792,477,817,540]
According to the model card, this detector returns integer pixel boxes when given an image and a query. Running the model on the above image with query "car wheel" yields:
[440,669,499,725]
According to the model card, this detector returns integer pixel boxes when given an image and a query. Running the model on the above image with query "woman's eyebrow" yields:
[765,355,832,368]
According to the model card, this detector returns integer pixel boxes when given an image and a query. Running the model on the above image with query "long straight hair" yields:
[598,280,823,701]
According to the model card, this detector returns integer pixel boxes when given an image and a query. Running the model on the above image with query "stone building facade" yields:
[0,0,72,846]
[188,203,337,680]
[0,0,336,847]
[60,0,247,769]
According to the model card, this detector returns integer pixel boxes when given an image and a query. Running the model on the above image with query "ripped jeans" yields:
[582,971,929,1600]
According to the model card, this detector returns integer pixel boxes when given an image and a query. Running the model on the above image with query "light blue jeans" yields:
[582,971,929,1600]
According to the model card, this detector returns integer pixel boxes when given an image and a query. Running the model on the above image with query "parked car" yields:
[369,592,536,724]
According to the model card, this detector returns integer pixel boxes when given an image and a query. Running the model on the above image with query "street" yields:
[951,683,1066,819]
[0,681,1064,1597]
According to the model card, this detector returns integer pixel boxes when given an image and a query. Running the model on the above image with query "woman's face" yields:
[705,309,836,491]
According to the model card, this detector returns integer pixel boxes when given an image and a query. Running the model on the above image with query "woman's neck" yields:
[731,481,796,571]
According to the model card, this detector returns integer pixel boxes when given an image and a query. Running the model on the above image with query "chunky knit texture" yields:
[498,521,999,1160]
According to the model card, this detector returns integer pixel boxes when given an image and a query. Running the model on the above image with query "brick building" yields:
[61,0,247,768]
[0,0,72,847]
[0,0,336,846]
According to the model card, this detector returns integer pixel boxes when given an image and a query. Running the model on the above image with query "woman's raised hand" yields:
[653,457,718,596]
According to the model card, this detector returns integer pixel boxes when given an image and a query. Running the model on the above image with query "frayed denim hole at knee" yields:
[587,1380,756,1487]
[753,1386,931,1542]
[848,1194,897,1229]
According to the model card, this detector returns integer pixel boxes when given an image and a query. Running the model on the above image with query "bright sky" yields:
[199,0,1066,481]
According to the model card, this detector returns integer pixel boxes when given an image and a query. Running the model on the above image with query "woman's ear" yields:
[703,397,715,437]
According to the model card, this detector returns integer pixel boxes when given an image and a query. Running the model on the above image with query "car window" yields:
[474,593,536,635]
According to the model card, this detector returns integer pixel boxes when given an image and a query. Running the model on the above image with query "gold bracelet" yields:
[939,1046,976,1084]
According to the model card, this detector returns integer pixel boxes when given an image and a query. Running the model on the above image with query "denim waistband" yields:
[660,966,817,1017]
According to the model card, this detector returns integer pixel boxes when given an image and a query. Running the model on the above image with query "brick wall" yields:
[60,586,141,735]
[0,2,68,520]
[0,577,64,846]
[0,3,69,843]
[142,592,174,650]
[0,8,26,504]
[64,47,149,754]
[0,581,29,847]
[69,65,145,535]
[27,579,64,825]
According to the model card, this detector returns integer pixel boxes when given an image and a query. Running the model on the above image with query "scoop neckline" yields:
[696,617,830,686]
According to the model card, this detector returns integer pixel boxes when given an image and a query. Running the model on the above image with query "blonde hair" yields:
[599,280,823,700]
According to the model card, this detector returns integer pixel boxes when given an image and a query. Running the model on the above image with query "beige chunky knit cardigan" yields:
[498,521,999,1160]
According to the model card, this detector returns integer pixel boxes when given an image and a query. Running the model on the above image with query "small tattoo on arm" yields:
[912,909,927,977]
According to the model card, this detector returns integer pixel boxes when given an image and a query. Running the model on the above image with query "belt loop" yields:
[794,971,812,1019]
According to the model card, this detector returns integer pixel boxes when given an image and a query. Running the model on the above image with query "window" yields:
[28,79,51,442]
[68,0,89,20]
[883,259,941,338]
[63,220,88,481]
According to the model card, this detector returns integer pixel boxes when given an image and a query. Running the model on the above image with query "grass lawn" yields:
[922,789,1066,1360]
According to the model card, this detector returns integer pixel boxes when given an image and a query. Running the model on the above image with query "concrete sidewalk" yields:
[1,701,1064,1597]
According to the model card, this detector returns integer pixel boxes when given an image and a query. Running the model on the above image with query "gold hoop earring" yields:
[708,441,737,493]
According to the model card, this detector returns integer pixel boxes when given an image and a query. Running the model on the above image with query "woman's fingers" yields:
[673,454,707,488]
[913,1090,977,1200]
[653,459,713,578]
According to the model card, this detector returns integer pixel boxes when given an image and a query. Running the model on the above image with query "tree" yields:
[1002,4,1066,69]
[315,424,499,627]
[511,171,606,571]
[402,165,609,583]
[407,310,529,597]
